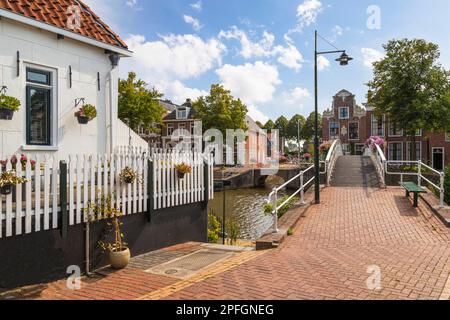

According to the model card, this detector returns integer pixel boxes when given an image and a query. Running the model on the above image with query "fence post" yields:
[203,158,210,209]
[59,161,68,239]
[300,172,306,205]
[418,161,422,187]
[272,187,278,233]
[440,172,445,208]
[147,159,153,222]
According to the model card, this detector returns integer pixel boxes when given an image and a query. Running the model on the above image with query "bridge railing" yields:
[366,139,387,187]
[385,160,445,208]
[325,139,343,186]
[266,164,315,233]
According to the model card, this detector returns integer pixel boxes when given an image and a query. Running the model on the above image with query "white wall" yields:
[0,17,118,159]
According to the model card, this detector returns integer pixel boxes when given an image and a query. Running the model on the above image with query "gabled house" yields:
[0,0,141,158]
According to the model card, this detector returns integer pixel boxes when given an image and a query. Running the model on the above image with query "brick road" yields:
[143,187,450,300]
[6,187,450,300]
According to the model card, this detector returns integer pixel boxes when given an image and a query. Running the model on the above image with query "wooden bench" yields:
[400,182,426,208]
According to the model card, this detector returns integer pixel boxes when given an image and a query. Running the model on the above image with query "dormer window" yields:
[177,107,187,119]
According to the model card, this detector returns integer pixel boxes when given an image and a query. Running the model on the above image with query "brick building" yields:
[322,89,450,171]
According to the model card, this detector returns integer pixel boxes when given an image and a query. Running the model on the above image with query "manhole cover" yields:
[146,249,234,279]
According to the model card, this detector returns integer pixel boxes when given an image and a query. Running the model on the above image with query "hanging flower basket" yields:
[175,163,192,179]
[0,94,21,120]
[74,103,97,124]
[119,166,138,184]
[0,184,13,195]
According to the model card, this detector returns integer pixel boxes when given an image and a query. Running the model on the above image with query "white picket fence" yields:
[0,151,214,239]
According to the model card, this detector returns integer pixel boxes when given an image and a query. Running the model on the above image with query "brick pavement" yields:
[5,187,450,300]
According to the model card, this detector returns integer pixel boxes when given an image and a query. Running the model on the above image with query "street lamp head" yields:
[336,52,353,66]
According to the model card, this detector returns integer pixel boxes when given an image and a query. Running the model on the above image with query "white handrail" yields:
[367,139,387,187]
[385,160,445,208]
[325,140,342,186]
[266,165,315,233]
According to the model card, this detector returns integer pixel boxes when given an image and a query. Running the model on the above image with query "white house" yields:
[0,0,145,159]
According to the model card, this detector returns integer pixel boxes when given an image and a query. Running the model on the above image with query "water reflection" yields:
[208,188,291,241]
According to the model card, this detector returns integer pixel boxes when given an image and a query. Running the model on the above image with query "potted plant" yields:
[175,162,192,179]
[119,166,138,184]
[87,196,130,270]
[0,171,27,195]
[0,94,21,120]
[74,103,97,124]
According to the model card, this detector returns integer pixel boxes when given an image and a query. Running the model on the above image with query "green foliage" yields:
[226,216,240,245]
[263,120,275,130]
[275,116,289,138]
[367,39,450,135]
[118,72,165,132]
[75,103,97,120]
[193,84,248,136]
[255,121,264,128]
[264,195,300,218]
[302,112,322,141]
[0,171,27,187]
[287,114,306,139]
[208,210,221,243]
[0,94,21,111]
[287,228,294,236]
[444,164,450,205]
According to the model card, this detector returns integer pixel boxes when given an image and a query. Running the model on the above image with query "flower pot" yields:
[0,184,13,195]
[0,108,14,120]
[109,247,130,269]
[77,116,90,124]
[177,171,186,179]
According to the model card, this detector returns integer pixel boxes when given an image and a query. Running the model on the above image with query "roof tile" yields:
[0,0,128,49]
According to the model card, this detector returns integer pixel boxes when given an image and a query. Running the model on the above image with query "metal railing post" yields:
[418,161,422,187]
[300,172,306,205]
[440,172,445,208]
[272,187,278,233]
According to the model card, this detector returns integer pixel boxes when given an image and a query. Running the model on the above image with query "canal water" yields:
[208,188,292,241]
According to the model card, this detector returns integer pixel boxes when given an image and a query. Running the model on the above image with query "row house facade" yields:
[322,90,450,171]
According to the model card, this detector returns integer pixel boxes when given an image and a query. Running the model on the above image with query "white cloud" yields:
[126,0,137,7]
[332,25,343,37]
[190,0,202,12]
[219,27,304,71]
[158,80,208,105]
[361,48,384,68]
[183,15,203,31]
[287,0,323,35]
[317,56,330,71]
[215,61,281,105]
[124,34,226,81]
[247,105,269,124]
[282,87,311,106]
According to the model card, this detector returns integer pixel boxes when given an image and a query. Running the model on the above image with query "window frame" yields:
[388,142,403,161]
[388,122,403,137]
[176,108,187,119]
[23,65,57,150]
[338,107,349,120]
[406,141,422,161]
[445,132,450,142]
[348,122,360,141]
[371,114,385,137]
[432,147,445,171]
[167,123,174,136]
[329,122,340,139]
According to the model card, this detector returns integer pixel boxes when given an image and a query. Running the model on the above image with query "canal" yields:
[208,187,292,241]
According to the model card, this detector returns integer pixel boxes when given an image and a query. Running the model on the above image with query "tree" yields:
[302,112,322,141]
[193,84,248,136]
[255,121,264,129]
[287,114,306,139]
[367,39,450,160]
[275,116,289,138]
[118,72,165,132]
[263,120,275,130]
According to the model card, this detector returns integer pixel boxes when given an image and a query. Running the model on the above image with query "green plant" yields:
[264,195,300,218]
[119,166,139,184]
[0,94,20,111]
[444,164,450,205]
[287,228,294,236]
[175,162,192,174]
[226,216,240,245]
[208,210,221,243]
[75,103,97,120]
[0,170,27,187]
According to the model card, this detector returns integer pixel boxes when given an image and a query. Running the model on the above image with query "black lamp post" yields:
[314,30,353,204]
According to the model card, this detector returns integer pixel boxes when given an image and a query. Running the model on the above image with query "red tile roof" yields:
[0,0,128,49]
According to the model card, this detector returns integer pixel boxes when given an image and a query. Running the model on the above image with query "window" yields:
[406,142,422,161]
[415,129,422,137]
[178,123,186,133]
[388,142,403,161]
[330,122,339,139]
[177,108,187,119]
[432,148,445,171]
[167,124,174,136]
[389,122,403,137]
[446,132,450,142]
[371,115,385,136]
[26,68,53,146]
[339,107,349,119]
[349,122,359,140]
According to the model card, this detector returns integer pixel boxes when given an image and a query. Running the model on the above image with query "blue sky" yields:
[84,0,450,123]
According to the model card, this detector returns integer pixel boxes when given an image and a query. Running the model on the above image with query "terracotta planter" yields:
[0,108,14,120]
[0,184,13,195]
[77,116,90,124]
[109,247,130,269]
